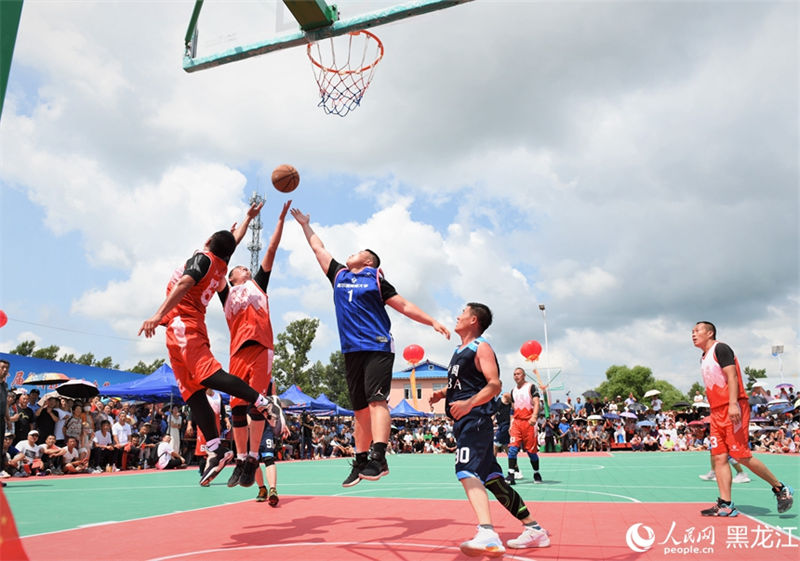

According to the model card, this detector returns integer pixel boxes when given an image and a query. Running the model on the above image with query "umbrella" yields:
[620,411,638,419]
[750,417,770,423]
[587,414,603,421]
[22,372,70,385]
[692,402,710,408]
[37,390,59,407]
[672,401,691,408]
[550,402,570,411]
[583,390,602,399]
[643,389,661,398]
[748,395,768,405]
[751,381,767,389]
[636,420,655,428]
[279,398,295,408]
[603,412,620,420]
[57,379,99,399]
[628,402,647,412]
[688,419,709,426]
[775,383,794,389]
[572,417,588,423]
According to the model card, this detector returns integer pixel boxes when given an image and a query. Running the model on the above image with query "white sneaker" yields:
[460,526,505,558]
[733,472,751,483]
[507,525,551,549]
[514,470,524,480]
[0,470,10,479]
[699,470,716,481]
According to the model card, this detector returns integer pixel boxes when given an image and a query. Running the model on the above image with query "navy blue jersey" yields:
[326,260,397,354]
[445,336,498,420]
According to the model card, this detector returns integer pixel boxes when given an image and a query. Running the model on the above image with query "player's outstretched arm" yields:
[138,275,196,338]
[261,200,291,273]
[231,200,265,245]
[290,208,333,274]
[385,295,451,340]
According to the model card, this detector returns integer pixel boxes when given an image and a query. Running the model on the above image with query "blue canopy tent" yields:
[280,384,315,412]
[99,364,183,403]
[310,393,353,416]
[2,352,143,393]
[390,399,431,418]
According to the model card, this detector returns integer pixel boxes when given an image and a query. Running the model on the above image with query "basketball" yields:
[271,164,300,193]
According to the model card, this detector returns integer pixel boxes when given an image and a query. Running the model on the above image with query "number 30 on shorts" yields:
[456,447,470,464]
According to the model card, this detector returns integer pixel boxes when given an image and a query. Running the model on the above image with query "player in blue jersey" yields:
[430,303,550,557]
[291,208,451,486]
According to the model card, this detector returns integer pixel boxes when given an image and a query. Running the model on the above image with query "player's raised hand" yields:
[247,200,265,219]
[432,320,451,340]
[279,200,292,220]
[290,208,310,226]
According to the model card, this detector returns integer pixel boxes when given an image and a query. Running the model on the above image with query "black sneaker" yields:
[200,446,233,487]
[227,459,244,488]
[533,472,543,483]
[239,456,258,488]
[700,501,738,517]
[505,474,516,486]
[358,457,389,481]
[268,487,279,507]
[774,484,794,514]
[342,460,366,487]
[256,486,268,502]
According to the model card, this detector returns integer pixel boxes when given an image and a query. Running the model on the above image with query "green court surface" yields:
[6,451,798,538]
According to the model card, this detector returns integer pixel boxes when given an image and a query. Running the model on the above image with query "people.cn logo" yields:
[625,523,655,552]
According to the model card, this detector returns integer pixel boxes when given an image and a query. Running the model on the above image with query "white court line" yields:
[146,541,541,561]
[742,512,800,541]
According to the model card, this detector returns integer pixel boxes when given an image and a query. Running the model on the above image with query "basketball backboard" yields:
[183,0,474,73]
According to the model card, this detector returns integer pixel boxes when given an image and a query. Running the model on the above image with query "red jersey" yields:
[511,382,539,421]
[161,251,228,332]
[224,278,274,354]
[701,341,747,409]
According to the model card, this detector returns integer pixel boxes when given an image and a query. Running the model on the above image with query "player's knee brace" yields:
[485,476,530,521]
[261,455,275,468]
[507,446,520,460]
[232,405,249,428]
[248,406,265,422]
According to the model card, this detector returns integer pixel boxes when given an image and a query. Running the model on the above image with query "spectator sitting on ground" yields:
[62,436,90,474]
[630,434,643,451]
[13,429,46,476]
[156,435,186,470]
[122,433,142,470]
[642,433,658,451]
[42,434,66,474]
[2,432,20,477]
[138,422,158,468]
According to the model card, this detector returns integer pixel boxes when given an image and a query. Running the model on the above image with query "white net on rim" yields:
[307,30,384,117]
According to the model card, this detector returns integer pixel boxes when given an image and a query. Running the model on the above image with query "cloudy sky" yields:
[1,0,797,399]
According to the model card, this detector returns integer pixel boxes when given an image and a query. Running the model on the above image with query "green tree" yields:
[596,364,656,403]
[31,345,59,360]
[94,356,119,370]
[76,352,95,366]
[273,318,320,393]
[648,379,687,409]
[308,351,350,408]
[10,340,36,356]
[129,358,166,374]
[743,366,767,391]
[687,381,706,401]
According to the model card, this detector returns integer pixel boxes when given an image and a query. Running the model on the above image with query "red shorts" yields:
[229,344,273,409]
[165,316,222,401]
[709,399,751,459]
[509,418,538,452]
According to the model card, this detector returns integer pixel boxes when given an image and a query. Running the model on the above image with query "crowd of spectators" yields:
[2,384,797,480]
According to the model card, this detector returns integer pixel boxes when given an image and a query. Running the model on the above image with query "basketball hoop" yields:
[307,30,384,117]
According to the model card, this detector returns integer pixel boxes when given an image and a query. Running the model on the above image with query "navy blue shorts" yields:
[453,413,504,483]
[494,423,510,446]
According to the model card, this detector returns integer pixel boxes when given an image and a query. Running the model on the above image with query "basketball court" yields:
[4,451,797,560]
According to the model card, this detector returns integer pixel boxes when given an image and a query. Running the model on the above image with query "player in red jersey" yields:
[221,201,291,497]
[506,367,542,484]
[139,202,277,487]
[692,321,793,516]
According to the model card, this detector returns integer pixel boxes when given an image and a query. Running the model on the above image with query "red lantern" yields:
[403,344,425,364]
[0,310,6,328]
[520,340,542,361]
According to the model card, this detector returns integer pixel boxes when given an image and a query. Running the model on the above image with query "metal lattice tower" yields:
[247,192,265,274]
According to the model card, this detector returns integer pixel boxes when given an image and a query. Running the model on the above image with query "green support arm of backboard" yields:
[0,0,24,122]
[182,0,475,73]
